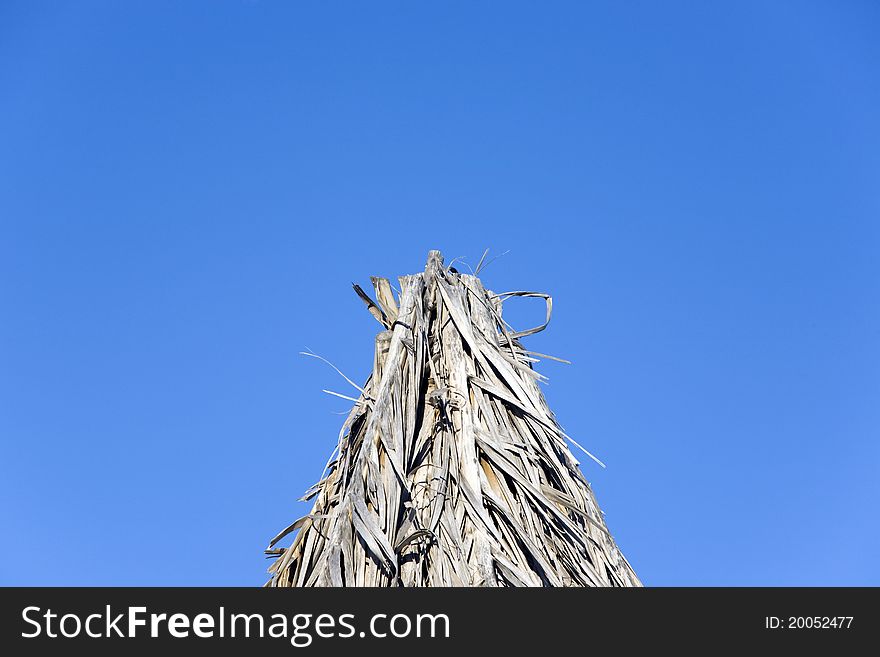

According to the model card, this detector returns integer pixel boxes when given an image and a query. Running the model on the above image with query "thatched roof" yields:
[266,250,640,586]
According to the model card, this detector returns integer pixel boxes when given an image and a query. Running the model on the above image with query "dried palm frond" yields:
[266,250,640,587]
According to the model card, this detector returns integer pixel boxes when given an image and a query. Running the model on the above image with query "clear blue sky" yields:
[1,1,878,586]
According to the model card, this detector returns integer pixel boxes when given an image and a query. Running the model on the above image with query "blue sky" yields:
[1,1,877,586]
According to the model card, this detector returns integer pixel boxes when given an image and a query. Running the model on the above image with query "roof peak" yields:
[425,250,444,273]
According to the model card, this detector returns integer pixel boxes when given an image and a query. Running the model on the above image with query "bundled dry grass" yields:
[266,251,640,587]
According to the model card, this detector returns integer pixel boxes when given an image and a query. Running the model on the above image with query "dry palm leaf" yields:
[266,250,640,587]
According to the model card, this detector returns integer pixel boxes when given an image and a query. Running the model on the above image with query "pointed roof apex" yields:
[266,252,640,587]
[425,250,444,274]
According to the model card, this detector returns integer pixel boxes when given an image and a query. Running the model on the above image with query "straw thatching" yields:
[266,250,640,587]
